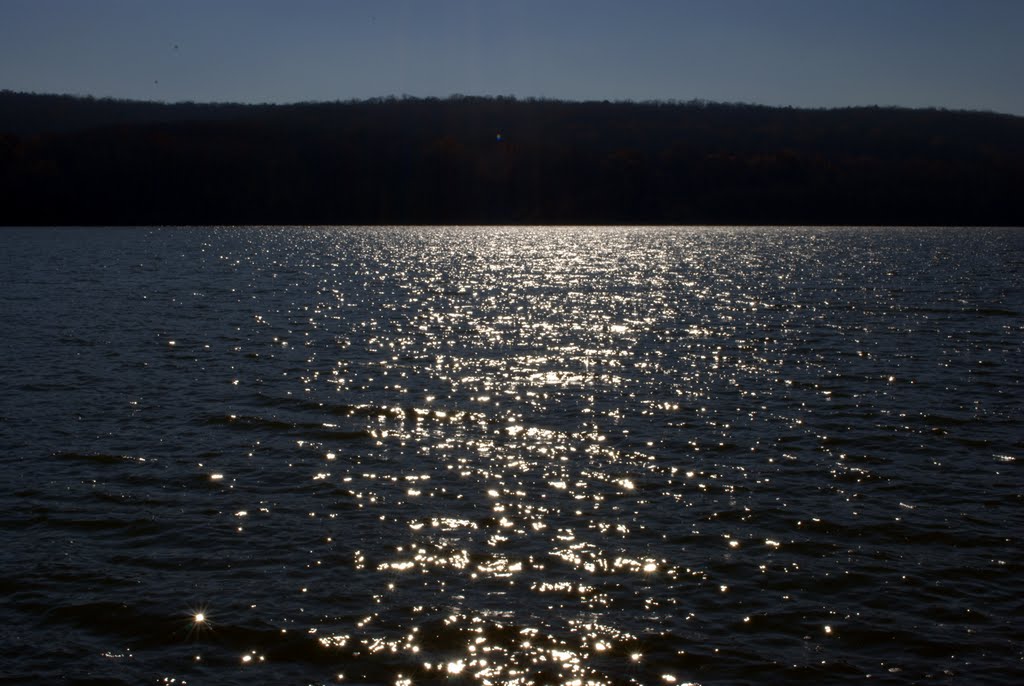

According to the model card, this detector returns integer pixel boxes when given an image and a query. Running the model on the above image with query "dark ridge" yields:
[2,91,1023,226]
[0,90,272,135]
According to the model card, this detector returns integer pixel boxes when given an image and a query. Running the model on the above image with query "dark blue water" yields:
[2,226,1022,685]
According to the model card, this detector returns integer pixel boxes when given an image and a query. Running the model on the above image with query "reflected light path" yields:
[1,226,1021,685]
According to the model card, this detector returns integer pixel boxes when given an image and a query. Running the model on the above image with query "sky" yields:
[1,0,1023,115]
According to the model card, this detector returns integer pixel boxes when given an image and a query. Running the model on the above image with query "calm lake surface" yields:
[1,226,1022,685]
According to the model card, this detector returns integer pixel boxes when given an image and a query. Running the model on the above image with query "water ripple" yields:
[1,226,1022,684]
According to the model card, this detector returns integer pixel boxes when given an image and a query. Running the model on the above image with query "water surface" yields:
[1,226,1022,684]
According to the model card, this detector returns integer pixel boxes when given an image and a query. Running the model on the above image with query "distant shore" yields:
[2,91,1022,226]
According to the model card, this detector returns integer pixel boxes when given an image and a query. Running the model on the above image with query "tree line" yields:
[2,91,1022,225]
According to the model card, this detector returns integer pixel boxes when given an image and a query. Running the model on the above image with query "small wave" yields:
[203,414,370,440]
[52,451,152,465]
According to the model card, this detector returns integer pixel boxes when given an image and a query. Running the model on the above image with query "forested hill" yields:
[2,91,1023,226]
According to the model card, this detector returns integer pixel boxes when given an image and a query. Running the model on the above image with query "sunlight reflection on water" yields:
[1,226,1022,685]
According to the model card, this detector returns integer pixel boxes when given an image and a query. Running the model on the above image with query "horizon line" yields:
[3,88,1019,119]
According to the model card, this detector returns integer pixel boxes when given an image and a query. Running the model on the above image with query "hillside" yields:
[2,91,1022,225]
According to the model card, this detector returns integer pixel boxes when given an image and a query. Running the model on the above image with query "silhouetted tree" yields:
[1,91,1022,225]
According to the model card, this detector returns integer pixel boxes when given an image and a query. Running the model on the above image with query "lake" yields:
[1,226,1021,685]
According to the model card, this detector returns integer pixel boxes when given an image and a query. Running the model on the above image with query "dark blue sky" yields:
[2,0,1022,114]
